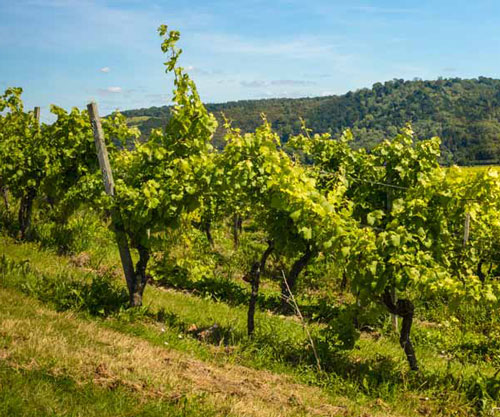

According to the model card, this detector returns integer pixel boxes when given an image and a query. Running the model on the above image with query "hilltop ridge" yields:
[122,77,500,165]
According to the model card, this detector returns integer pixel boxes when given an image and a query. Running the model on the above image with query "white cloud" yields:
[241,79,315,88]
[0,0,173,52]
[254,90,311,99]
[98,86,122,95]
[100,67,110,73]
[185,65,213,76]
[196,33,347,61]
[241,80,267,88]
[271,79,315,86]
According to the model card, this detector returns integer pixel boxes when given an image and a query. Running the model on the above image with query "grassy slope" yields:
[0,237,385,417]
[0,288,351,417]
[0,236,497,416]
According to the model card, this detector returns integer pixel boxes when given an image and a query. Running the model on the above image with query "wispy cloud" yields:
[1,0,482,114]
[98,86,122,95]
[241,79,316,88]
[185,65,213,76]
[241,80,267,88]
[217,79,237,85]
[271,79,315,86]
[0,0,164,52]
[255,89,312,99]
[145,93,170,102]
[303,73,332,79]
[196,33,346,61]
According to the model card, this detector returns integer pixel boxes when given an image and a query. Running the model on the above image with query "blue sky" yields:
[1,0,500,121]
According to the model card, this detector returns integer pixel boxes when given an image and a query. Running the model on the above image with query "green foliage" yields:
[41,106,138,220]
[0,87,137,243]
[292,123,500,309]
[111,26,217,251]
[0,88,43,199]
[317,306,360,351]
[0,255,128,316]
[34,208,112,254]
[219,118,357,266]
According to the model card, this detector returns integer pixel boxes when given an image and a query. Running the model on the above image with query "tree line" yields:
[124,76,500,166]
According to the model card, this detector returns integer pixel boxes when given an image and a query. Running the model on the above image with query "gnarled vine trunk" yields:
[382,287,419,370]
[18,187,36,240]
[232,214,242,249]
[110,211,150,308]
[130,244,150,307]
[245,241,274,336]
[340,270,348,292]
[281,245,314,313]
[193,218,214,247]
[203,220,214,247]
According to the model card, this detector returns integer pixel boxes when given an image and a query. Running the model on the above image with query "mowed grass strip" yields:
[0,287,360,417]
[0,362,215,417]
[0,236,491,416]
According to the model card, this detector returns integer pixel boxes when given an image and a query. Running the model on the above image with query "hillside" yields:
[3,73,500,415]
[122,77,500,165]
[1,233,495,417]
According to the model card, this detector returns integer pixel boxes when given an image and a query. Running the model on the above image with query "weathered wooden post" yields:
[18,107,41,239]
[87,102,136,302]
[87,103,115,195]
[34,106,40,125]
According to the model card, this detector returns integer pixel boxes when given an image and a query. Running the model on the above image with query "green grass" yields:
[0,285,356,417]
[1,235,499,415]
[0,363,214,417]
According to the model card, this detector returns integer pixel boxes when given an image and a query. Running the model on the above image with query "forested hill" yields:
[122,77,500,165]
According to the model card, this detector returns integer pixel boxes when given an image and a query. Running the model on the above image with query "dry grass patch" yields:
[0,287,395,417]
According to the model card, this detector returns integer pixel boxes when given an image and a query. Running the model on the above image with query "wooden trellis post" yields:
[87,102,136,298]
[34,106,40,125]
